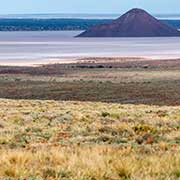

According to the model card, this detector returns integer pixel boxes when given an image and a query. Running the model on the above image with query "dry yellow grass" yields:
[0,99,180,179]
[1,146,180,180]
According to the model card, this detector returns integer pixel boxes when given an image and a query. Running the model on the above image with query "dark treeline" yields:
[0,18,179,31]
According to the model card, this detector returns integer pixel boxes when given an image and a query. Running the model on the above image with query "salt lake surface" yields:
[0,31,180,65]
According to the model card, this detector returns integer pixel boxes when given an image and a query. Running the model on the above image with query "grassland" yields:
[1,99,180,179]
[1,59,180,179]
[1,62,180,105]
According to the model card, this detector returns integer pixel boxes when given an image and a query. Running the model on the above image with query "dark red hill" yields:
[77,8,180,37]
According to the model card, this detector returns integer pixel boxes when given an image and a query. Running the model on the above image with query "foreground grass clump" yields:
[1,146,180,180]
[1,99,180,179]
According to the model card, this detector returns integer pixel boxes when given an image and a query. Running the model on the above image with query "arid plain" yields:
[1,57,180,179]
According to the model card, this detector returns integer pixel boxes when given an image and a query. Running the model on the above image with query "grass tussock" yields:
[0,99,180,179]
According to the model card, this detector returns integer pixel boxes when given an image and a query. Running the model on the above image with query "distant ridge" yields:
[77,8,180,37]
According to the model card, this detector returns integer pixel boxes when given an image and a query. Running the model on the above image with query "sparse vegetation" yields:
[0,65,180,105]
[1,60,180,179]
[0,99,180,179]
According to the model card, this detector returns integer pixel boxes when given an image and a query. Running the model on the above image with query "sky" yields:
[0,0,180,14]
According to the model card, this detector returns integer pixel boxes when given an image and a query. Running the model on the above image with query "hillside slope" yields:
[78,8,180,37]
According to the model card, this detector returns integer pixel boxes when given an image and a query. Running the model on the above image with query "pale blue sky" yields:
[1,0,180,14]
